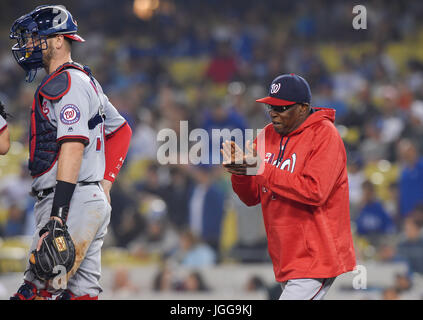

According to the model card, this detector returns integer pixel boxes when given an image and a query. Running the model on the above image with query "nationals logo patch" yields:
[60,104,80,125]
[270,83,281,94]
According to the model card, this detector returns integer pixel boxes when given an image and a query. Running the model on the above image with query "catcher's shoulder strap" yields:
[38,62,92,101]
[39,71,70,100]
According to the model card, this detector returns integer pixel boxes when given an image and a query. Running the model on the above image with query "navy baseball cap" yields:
[256,73,311,106]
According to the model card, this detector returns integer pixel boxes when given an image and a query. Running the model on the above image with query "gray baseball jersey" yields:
[32,68,126,190]
[32,68,105,190]
[91,77,127,137]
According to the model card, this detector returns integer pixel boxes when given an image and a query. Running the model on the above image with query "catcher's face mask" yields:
[10,14,47,82]
[10,5,85,82]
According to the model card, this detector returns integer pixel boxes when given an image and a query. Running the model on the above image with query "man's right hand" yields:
[221,140,260,175]
[100,179,112,204]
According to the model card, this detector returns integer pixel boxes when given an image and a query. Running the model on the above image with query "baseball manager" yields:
[222,74,356,300]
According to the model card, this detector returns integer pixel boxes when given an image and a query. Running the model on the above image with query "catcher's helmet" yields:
[10,5,85,82]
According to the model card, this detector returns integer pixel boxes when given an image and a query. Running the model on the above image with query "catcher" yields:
[9,5,131,300]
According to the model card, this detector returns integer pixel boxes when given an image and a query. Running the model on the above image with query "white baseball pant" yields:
[279,277,336,300]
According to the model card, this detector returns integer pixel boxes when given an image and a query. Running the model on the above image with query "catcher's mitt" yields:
[29,219,76,281]
[0,100,8,120]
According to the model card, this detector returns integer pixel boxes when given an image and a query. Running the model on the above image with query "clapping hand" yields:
[221,140,260,175]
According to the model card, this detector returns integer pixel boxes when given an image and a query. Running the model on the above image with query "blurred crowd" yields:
[1,0,423,299]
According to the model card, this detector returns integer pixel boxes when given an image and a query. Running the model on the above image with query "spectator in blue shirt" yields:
[201,99,248,165]
[355,181,396,244]
[397,139,423,218]
[168,229,217,268]
[188,165,225,255]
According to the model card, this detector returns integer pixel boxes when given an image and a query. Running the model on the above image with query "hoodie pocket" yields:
[268,224,316,275]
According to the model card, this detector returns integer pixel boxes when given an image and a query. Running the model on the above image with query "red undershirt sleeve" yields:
[103,122,132,182]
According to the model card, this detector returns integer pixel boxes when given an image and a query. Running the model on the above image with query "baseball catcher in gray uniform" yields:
[9,5,132,300]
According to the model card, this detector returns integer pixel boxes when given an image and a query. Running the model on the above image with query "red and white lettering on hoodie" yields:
[231,107,356,282]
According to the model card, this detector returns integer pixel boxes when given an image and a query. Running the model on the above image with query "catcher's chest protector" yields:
[29,63,93,177]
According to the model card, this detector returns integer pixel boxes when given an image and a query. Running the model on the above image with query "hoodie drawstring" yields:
[276,136,290,165]
[276,136,284,165]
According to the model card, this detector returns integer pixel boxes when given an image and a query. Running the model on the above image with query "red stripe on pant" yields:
[310,279,326,300]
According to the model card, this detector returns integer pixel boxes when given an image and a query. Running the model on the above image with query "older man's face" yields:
[268,104,309,136]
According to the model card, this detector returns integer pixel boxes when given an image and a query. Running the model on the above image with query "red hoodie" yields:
[231,108,356,282]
